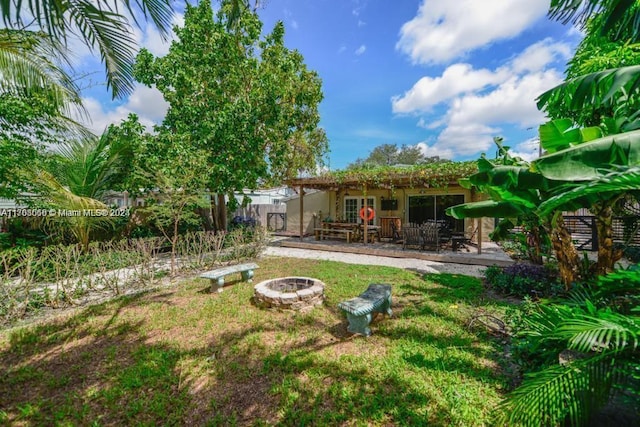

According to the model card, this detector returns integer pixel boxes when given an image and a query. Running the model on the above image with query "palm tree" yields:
[0,29,89,138]
[34,136,127,250]
[0,0,257,99]
[548,0,640,43]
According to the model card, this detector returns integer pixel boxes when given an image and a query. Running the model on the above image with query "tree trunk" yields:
[593,201,623,275]
[548,214,579,289]
[210,194,227,232]
[217,194,227,232]
[197,206,214,231]
[527,226,543,265]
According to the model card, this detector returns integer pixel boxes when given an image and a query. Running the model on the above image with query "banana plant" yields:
[447,137,580,284]
[534,129,640,274]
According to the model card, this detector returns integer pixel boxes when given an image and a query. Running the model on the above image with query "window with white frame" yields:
[343,196,376,224]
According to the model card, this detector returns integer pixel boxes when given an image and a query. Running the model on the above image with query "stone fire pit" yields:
[254,277,324,311]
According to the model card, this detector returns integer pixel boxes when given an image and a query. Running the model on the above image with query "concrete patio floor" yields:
[270,235,514,267]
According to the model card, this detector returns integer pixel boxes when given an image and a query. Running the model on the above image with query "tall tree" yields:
[347,143,438,169]
[134,0,327,230]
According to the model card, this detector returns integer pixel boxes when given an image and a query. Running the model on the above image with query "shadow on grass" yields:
[1,264,512,426]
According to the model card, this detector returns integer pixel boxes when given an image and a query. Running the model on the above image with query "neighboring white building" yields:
[231,187,293,231]
[233,186,294,206]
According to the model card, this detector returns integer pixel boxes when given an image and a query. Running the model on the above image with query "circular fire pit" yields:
[254,277,324,311]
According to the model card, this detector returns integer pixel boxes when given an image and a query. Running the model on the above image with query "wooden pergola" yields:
[286,164,483,252]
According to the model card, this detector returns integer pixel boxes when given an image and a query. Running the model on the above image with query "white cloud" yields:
[445,71,563,129]
[358,20,366,27]
[392,63,510,113]
[510,38,572,74]
[419,70,563,157]
[396,0,550,65]
[435,123,501,156]
[134,13,184,57]
[393,35,570,159]
[355,45,367,56]
[416,141,455,160]
[338,45,347,54]
[291,20,299,30]
[509,137,541,161]
[77,84,168,134]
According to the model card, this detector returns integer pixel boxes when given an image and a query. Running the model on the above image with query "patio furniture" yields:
[354,224,381,243]
[315,222,356,243]
[338,283,392,336]
[200,262,259,293]
[422,222,440,252]
[389,219,402,242]
[380,216,402,241]
[402,225,424,250]
[452,227,478,252]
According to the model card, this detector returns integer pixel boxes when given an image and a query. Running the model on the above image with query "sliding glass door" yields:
[407,194,464,231]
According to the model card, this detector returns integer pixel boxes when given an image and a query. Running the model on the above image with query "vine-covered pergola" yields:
[286,161,484,249]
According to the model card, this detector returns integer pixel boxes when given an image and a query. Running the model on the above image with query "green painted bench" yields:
[338,283,392,336]
[200,262,259,293]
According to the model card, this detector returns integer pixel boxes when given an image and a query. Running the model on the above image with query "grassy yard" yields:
[0,256,514,426]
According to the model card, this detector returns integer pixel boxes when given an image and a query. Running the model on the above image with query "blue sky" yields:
[77,0,582,170]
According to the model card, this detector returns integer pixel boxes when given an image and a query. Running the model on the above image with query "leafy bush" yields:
[484,263,561,298]
[502,265,640,426]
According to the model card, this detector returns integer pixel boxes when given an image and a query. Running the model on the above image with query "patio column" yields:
[299,185,304,241]
[477,218,482,254]
[363,184,368,244]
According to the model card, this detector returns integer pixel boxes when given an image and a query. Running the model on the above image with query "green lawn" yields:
[0,257,514,426]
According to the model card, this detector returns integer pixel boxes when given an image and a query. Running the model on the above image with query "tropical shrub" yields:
[502,265,640,426]
[484,263,561,298]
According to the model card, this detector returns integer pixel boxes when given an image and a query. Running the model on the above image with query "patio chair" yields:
[390,220,401,242]
[402,225,424,251]
[421,223,440,252]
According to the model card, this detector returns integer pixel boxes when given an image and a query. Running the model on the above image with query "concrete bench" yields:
[338,283,392,336]
[200,262,259,293]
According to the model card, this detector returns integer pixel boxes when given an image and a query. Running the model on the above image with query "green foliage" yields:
[502,265,640,426]
[538,118,602,153]
[346,143,444,169]
[134,0,327,200]
[484,263,561,298]
[548,0,640,43]
[324,160,476,191]
[0,0,174,99]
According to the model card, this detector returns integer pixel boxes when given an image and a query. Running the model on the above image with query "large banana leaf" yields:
[534,129,640,181]
[538,166,640,216]
[537,65,640,115]
[446,200,526,219]
[539,118,603,154]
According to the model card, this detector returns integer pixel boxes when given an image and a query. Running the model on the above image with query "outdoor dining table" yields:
[318,222,381,243]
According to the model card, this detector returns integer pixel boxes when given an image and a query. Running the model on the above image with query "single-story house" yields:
[285,162,494,251]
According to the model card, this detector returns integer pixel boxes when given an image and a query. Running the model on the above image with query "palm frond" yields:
[0,29,84,118]
[1,0,174,99]
[557,313,640,353]
[66,0,138,98]
[548,0,640,42]
[501,355,623,427]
